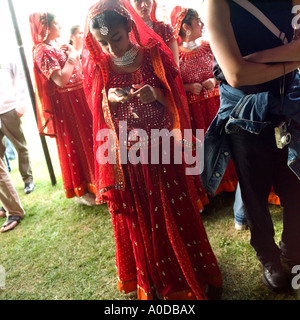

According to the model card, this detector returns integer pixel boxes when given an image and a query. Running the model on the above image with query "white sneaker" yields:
[235,222,248,231]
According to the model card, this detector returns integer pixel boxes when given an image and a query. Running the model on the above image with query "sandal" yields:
[0,207,6,218]
[0,216,20,233]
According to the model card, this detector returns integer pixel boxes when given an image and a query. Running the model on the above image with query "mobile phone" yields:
[115,87,131,97]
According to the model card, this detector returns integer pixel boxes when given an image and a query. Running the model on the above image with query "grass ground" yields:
[0,106,299,301]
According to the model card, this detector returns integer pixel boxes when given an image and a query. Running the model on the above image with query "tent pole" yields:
[7,0,57,186]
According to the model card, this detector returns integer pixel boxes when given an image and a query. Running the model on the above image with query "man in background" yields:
[0,52,34,195]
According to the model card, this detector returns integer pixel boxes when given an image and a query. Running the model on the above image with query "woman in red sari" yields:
[130,0,179,65]
[29,13,96,203]
[171,6,237,196]
[83,0,222,300]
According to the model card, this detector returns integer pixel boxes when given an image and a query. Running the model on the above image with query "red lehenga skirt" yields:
[51,85,96,198]
[105,142,222,300]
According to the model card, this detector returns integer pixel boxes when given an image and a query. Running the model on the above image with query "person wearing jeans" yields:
[204,0,300,292]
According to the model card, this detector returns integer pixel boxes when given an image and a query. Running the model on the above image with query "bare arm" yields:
[50,45,78,88]
[206,0,300,87]
[168,41,179,66]
[51,63,75,88]
[244,40,300,63]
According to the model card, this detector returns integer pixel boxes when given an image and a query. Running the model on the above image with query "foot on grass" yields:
[0,216,20,233]
[0,207,6,218]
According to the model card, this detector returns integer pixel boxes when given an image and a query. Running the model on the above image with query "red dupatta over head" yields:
[29,13,49,46]
[170,6,188,42]
[150,0,158,22]
[29,13,56,137]
[82,0,193,204]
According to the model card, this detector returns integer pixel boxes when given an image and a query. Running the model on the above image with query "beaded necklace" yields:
[112,44,139,67]
[182,40,201,51]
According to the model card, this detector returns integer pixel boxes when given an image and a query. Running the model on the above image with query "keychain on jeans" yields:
[274,63,292,149]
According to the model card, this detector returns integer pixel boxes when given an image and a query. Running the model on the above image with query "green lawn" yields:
[0,108,299,300]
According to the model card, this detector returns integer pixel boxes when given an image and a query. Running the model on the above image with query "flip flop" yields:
[0,207,6,218]
[0,221,19,232]
[0,216,20,233]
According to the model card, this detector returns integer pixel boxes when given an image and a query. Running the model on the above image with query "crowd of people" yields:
[2,0,300,300]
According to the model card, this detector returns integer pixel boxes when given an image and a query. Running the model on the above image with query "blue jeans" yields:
[233,183,247,225]
[4,137,16,160]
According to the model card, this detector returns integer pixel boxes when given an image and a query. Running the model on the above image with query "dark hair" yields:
[46,12,56,26]
[69,25,80,45]
[179,8,198,37]
[90,11,128,31]
[70,25,80,36]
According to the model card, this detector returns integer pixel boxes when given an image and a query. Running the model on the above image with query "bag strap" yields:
[232,0,288,45]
